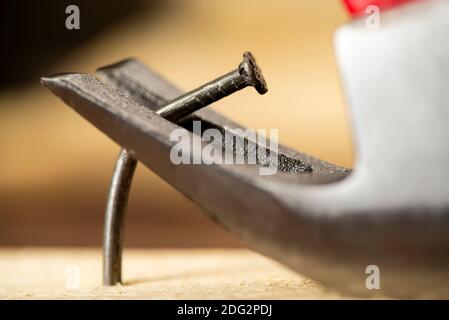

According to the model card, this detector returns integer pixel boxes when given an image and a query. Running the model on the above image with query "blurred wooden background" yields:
[0,0,352,247]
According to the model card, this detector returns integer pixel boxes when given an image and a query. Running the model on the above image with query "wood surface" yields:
[0,248,349,299]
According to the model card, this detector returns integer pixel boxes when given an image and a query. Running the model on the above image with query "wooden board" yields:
[0,248,349,299]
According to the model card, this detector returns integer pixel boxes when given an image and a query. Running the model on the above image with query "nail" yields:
[156,51,268,122]
[102,52,267,286]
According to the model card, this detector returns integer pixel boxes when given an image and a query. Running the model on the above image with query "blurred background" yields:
[0,0,352,247]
